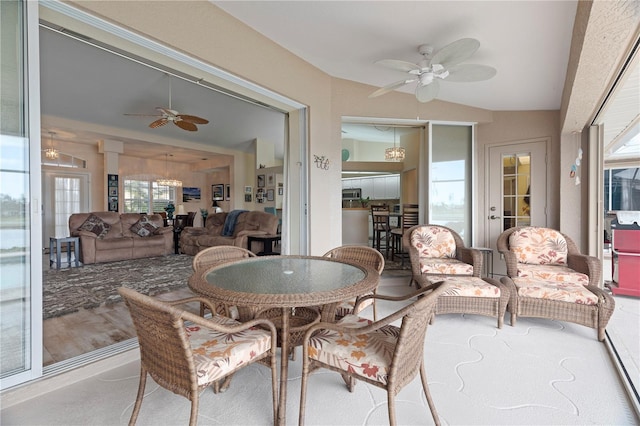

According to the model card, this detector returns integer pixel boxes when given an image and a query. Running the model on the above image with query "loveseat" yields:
[179,210,279,255]
[69,212,174,264]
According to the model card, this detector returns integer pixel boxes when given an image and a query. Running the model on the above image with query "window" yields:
[123,179,176,214]
[604,167,640,212]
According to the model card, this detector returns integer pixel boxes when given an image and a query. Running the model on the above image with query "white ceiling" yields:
[214,1,578,111]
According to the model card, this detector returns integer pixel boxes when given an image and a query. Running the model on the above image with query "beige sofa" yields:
[179,210,279,255]
[69,212,174,264]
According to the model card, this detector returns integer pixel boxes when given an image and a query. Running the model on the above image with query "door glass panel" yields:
[0,0,32,380]
[502,153,531,229]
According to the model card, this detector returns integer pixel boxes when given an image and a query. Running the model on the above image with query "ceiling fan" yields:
[125,76,209,132]
[369,38,497,103]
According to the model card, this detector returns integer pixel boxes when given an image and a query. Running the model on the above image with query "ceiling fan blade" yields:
[431,38,480,69]
[124,113,162,117]
[369,79,417,98]
[445,64,497,82]
[174,120,198,131]
[375,59,421,74]
[149,118,168,129]
[415,80,440,103]
[179,114,209,124]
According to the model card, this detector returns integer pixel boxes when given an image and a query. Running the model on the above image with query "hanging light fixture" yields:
[44,132,59,160]
[157,153,182,187]
[385,127,405,161]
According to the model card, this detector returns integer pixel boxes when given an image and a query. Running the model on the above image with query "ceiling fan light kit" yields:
[369,38,496,103]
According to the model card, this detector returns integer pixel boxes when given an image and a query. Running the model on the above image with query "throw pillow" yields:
[130,215,158,237]
[79,213,111,238]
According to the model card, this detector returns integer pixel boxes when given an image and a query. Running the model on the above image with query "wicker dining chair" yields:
[191,246,257,317]
[404,224,483,288]
[118,287,278,426]
[497,226,615,341]
[323,245,385,320]
[299,281,451,426]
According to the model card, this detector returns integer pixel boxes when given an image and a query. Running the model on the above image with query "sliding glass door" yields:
[0,0,42,389]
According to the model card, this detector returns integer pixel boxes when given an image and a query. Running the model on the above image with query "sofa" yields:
[179,210,279,255]
[69,212,174,264]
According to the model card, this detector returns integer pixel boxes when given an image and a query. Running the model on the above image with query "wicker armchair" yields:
[118,287,278,426]
[404,224,483,288]
[497,226,615,341]
[323,245,385,320]
[299,281,451,426]
[191,245,257,317]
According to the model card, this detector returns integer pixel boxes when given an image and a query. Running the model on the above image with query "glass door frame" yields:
[0,0,43,390]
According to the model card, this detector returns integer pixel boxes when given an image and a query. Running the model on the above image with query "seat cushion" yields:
[420,258,473,275]
[512,277,598,305]
[517,264,589,286]
[428,276,501,298]
[307,315,399,385]
[411,226,457,258]
[186,315,272,386]
[509,227,568,265]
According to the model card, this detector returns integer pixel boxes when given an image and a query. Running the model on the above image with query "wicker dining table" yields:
[187,255,380,425]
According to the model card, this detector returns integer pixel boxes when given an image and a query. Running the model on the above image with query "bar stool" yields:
[371,204,391,257]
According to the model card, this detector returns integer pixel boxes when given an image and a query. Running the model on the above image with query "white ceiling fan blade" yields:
[369,79,416,98]
[416,80,440,103]
[375,59,421,74]
[445,64,497,82]
[431,38,480,69]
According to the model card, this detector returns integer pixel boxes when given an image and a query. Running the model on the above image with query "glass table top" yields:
[205,256,366,295]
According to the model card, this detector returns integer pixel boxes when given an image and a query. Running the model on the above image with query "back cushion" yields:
[509,227,568,265]
[410,226,457,259]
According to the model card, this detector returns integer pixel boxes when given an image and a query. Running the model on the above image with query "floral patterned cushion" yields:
[512,277,598,305]
[411,226,457,259]
[186,315,272,386]
[517,264,589,286]
[509,227,568,265]
[307,315,399,385]
[420,258,473,275]
[426,276,500,298]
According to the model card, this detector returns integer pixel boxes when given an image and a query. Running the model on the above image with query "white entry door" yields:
[42,171,90,249]
[486,139,548,276]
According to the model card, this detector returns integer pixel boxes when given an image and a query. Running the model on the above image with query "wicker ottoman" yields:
[425,276,510,328]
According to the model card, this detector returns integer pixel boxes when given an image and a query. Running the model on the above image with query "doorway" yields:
[486,139,548,276]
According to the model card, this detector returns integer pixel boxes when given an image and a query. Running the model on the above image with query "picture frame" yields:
[257,174,265,188]
[182,187,201,202]
[244,194,252,202]
[244,185,253,194]
[267,173,275,186]
[212,184,224,201]
[278,187,283,196]
[225,184,231,200]
[267,189,274,201]
[108,187,118,196]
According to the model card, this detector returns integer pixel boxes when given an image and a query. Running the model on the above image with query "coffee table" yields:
[188,255,379,425]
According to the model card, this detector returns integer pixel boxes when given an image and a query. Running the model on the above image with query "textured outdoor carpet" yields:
[43,254,193,320]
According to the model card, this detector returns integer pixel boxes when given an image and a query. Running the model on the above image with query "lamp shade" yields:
[176,204,186,215]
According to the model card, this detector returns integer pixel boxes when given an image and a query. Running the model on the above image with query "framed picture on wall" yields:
[257,174,265,188]
[267,189,274,201]
[182,187,201,202]
[278,187,283,196]
[244,185,252,194]
[212,184,224,201]
[244,194,252,202]
[225,184,231,200]
[267,173,275,186]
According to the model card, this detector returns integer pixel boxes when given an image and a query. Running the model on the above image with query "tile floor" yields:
[2,272,639,425]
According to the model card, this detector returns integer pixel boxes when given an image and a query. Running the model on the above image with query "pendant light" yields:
[157,153,182,187]
[385,127,405,161]
[44,132,59,160]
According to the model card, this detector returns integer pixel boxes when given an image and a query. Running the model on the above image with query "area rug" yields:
[43,255,193,320]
